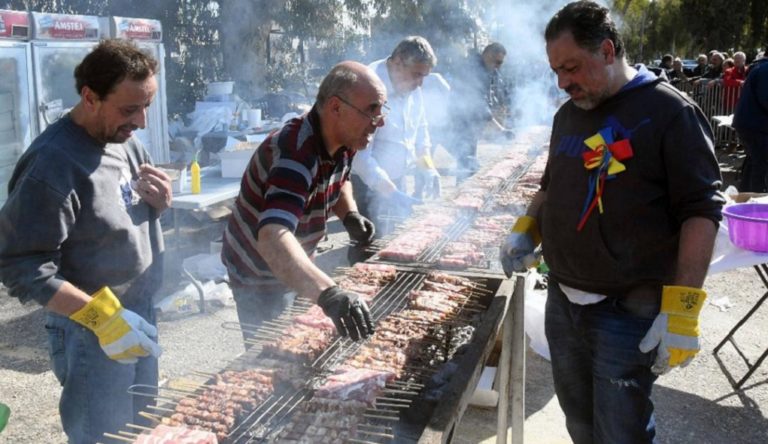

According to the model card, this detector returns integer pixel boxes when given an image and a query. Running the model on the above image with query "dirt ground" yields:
[1,137,767,444]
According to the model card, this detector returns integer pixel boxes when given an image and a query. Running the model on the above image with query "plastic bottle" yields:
[191,152,201,194]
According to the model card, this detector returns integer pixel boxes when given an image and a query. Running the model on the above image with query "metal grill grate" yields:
[367,158,537,271]
[226,270,492,443]
[116,269,498,444]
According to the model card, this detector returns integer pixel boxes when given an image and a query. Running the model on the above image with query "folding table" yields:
[712,263,768,389]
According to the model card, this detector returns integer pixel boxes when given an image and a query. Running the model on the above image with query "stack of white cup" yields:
[248,109,262,128]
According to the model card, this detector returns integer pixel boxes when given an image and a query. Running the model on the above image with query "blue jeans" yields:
[350,174,409,237]
[45,301,158,444]
[545,279,660,444]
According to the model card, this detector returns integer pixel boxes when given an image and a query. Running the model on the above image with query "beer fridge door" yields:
[134,41,169,164]
[0,40,36,204]
[31,40,95,134]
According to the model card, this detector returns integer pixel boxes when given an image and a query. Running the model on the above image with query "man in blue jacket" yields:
[733,52,768,192]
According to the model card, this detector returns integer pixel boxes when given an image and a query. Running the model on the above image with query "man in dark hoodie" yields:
[500,2,724,443]
[449,42,512,180]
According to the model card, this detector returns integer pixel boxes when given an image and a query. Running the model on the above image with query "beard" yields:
[568,85,612,111]
[107,125,138,144]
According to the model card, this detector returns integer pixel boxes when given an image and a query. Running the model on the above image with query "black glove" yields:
[390,190,422,211]
[343,211,375,244]
[317,286,375,341]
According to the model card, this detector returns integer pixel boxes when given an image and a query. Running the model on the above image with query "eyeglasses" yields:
[336,95,389,126]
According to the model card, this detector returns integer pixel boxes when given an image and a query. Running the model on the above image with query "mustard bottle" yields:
[191,152,201,194]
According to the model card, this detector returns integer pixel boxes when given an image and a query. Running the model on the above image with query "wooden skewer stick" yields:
[357,424,393,432]
[376,396,412,404]
[358,430,396,439]
[262,319,291,328]
[374,402,409,409]
[456,306,484,313]
[103,432,135,442]
[143,395,178,404]
[257,325,284,335]
[126,423,153,432]
[146,405,175,413]
[404,365,436,374]
[383,388,419,395]
[190,370,216,378]
[138,411,163,424]
[363,413,399,421]
[245,335,274,344]
[251,328,282,337]
[391,380,424,388]
[347,439,379,444]
[155,387,196,398]
[161,385,199,395]
[283,308,306,314]
[118,430,140,438]
[367,408,400,415]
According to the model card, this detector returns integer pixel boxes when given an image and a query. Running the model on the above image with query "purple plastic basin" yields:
[722,203,768,252]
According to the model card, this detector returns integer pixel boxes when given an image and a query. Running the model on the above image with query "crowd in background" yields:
[646,48,768,193]
[647,49,764,112]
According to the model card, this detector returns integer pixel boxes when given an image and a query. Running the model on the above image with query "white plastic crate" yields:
[219,149,255,178]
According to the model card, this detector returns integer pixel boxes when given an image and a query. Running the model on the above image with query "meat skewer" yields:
[103,432,134,442]
[139,411,163,424]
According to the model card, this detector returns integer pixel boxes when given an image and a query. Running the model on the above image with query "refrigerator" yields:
[29,12,170,164]
[0,10,35,203]
[30,12,101,136]
[105,16,170,163]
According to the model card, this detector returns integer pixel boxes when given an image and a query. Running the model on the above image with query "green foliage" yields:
[5,0,762,120]
[614,0,766,62]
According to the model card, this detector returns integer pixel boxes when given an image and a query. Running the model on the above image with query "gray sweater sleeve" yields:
[0,174,78,305]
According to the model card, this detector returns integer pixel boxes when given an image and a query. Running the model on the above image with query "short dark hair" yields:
[544,0,625,59]
[390,36,437,68]
[74,39,158,98]
[483,42,507,57]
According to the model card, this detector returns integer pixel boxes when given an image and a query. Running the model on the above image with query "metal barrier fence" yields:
[675,79,742,148]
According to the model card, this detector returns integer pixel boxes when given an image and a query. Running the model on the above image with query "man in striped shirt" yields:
[222,61,387,342]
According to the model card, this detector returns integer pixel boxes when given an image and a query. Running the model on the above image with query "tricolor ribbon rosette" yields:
[577,127,633,231]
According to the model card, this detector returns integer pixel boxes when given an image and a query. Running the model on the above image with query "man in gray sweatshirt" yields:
[0,39,171,443]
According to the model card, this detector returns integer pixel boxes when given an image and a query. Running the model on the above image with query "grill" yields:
[113,268,515,443]
[111,131,550,444]
[365,157,537,276]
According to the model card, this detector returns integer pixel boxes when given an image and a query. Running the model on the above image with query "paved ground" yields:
[1,136,767,443]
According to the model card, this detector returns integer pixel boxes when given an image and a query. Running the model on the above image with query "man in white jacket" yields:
[351,36,440,237]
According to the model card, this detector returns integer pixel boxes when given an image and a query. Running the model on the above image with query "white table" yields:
[170,166,241,240]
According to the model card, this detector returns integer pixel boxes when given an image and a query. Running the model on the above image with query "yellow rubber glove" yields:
[499,216,542,277]
[417,155,441,199]
[70,287,162,364]
[639,286,707,375]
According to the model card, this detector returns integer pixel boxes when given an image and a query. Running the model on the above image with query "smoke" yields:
[486,0,573,129]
